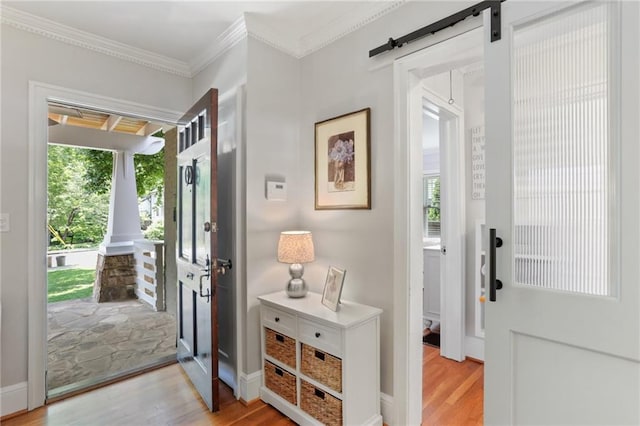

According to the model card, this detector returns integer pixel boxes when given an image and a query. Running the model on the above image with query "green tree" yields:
[48,145,110,247]
[427,177,440,221]
[82,133,165,198]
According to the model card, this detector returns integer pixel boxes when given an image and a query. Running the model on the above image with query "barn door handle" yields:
[489,228,503,302]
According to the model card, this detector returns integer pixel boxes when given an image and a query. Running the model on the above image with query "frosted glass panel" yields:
[511,3,615,296]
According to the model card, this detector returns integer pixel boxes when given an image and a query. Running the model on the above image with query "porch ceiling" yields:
[48,103,168,137]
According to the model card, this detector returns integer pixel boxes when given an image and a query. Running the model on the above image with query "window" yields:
[511,2,615,296]
[423,174,440,242]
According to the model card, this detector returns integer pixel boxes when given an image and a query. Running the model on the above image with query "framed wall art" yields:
[322,266,346,311]
[315,108,371,209]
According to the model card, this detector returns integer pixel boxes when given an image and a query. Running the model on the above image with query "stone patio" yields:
[48,298,176,391]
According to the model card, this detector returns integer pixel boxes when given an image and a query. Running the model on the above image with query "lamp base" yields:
[286,277,308,298]
[286,263,308,298]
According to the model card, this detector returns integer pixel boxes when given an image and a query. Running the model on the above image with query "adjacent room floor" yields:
[47,298,176,391]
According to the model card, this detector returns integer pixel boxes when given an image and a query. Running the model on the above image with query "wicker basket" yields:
[264,360,297,405]
[300,380,343,426]
[301,343,342,393]
[265,327,296,368]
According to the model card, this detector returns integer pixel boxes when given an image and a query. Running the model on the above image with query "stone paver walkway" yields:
[48,298,176,390]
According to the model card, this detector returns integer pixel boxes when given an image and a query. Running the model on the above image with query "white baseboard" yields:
[465,335,485,361]
[1,381,27,418]
[380,392,393,425]
[239,370,261,402]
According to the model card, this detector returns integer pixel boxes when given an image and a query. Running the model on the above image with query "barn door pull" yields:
[489,228,503,302]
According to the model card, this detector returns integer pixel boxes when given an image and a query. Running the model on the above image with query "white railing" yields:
[133,240,165,311]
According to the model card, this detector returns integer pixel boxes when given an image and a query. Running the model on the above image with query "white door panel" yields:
[484,2,640,424]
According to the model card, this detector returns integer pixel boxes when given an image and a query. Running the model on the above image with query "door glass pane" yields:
[511,3,615,296]
[195,156,210,265]
[180,164,193,261]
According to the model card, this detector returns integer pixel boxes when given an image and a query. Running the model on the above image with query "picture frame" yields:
[322,266,346,311]
[315,108,371,210]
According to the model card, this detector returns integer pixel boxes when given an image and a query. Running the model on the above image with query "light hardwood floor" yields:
[422,344,484,425]
[4,346,483,425]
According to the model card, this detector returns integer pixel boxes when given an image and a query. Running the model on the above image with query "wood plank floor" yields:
[4,346,483,425]
[422,344,484,425]
[2,365,295,426]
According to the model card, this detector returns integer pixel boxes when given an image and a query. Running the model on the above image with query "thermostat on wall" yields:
[266,181,287,201]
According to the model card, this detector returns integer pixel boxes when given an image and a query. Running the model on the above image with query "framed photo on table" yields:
[322,266,346,311]
[315,108,371,210]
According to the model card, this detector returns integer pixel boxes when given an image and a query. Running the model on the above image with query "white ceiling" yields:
[1,1,403,76]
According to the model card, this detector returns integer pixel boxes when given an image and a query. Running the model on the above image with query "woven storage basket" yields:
[301,380,342,426]
[265,327,296,368]
[301,343,342,393]
[264,360,297,405]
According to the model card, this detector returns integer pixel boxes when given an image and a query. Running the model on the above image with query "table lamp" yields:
[277,231,314,298]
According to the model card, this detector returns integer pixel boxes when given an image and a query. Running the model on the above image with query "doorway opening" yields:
[392,24,486,423]
[420,61,487,362]
[45,102,177,399]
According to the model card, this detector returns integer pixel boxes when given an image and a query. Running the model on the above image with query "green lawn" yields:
[47,268,95,303]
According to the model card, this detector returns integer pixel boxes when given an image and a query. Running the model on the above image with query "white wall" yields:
[0,24,191,390]
[192,39,248,102]
[244,37,301,374]
[297,1,474,396]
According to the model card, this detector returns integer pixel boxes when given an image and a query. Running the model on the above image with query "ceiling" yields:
[1,1,403,77]
[48,103,166,136]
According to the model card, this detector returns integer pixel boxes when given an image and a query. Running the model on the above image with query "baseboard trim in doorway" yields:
[0,381,27,418]
[239,370,262,402]
[464,336,484,362]
[46,355,177,403]
[380,392,394,425]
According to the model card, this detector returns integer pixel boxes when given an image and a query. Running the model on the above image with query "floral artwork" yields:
[315,108,370,209]
[327,132,355,192]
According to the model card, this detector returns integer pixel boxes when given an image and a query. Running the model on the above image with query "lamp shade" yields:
[277,231,314,264]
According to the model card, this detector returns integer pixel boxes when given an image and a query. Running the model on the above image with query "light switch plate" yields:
[0,213,9,232]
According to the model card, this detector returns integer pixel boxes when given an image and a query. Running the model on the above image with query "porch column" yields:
[99,150,143,255]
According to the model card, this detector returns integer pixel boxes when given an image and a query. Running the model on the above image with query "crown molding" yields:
[189,16,248,76]
[298,1,405,57]
[244,13,300,58]
[1,1,405,78]
[0,4,192,77]
[243,1,405,59]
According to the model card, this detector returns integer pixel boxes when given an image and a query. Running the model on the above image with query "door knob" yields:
[216,258,232,275]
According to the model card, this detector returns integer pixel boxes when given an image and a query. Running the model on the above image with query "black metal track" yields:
[369,0,503,58]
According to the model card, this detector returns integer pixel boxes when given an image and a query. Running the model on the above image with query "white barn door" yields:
[484,1,640,424]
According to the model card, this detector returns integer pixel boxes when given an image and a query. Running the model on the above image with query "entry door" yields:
[176,89,220,411]
[484,2,639,424]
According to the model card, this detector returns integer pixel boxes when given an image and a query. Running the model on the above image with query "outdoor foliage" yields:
[428,177,441,221]
[47,268,95,302]
[48,135,166,247]
[48,145,110,247]
[83,133,165,198]
[143,220,164,240]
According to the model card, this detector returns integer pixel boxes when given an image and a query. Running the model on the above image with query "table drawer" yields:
[299,318,342,357]
[262,306,296,336]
